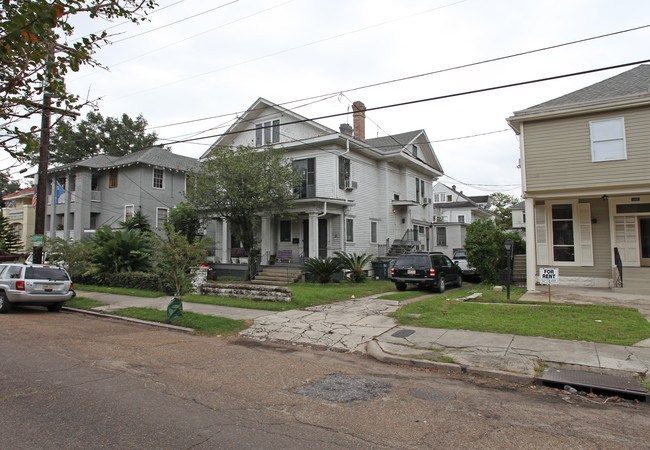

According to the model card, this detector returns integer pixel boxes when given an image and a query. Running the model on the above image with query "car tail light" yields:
[16,280,25,290]
[391,268,395,276]
[429,268,436,276]
[69,282,74,292]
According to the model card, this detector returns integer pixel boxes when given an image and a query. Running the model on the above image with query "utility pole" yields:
[33,49,53,265]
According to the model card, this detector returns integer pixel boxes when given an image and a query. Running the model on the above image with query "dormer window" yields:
[255,119,280,146]
[412,144,418,158]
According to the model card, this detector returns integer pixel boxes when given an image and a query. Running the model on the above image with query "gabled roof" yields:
[202,97,336,158]
[3,186,35,200]
[49,146,199,173]
[365,130,423,153]
[468,195,489,204]
[508,65,650,132]
[525,65,650,111]
[511,201,525,210]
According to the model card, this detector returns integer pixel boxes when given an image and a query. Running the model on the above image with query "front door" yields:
[640,217,650,266]
[318,219,328,259]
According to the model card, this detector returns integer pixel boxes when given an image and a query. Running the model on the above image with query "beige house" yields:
[2,187,36,250]
[507,65,650,291]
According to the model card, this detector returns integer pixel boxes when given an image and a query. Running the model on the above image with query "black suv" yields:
[390,252,462,293]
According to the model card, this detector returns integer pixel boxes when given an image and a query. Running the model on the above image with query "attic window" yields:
[255,119,280,146]
[412,144,418,158]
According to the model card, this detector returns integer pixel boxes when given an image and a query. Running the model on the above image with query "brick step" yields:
[254,275,295,283]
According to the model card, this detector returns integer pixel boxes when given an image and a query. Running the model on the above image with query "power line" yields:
[162,59,650,147]
[145,22,650,132]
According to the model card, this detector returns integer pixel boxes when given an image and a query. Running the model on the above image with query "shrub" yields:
[101,271,163,291]
[92,225,152,273]
[303,257,343,284]
[334,252,373,283]
[465,219,524,284]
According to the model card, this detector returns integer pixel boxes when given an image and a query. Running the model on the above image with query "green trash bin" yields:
[371,260,390,281]
[166,293,183,323]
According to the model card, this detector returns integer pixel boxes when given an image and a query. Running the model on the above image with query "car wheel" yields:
[395,282,407,291]
[0,291,11,314]
[47,302,64,312]
[456,274,463,288]
[437,278,445,293]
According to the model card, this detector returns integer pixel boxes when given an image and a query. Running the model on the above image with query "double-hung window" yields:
[255,119,280,146]
[370,221,377,243]
[436,227,447,246]
[156,207,168,228]
[590,118,626,162]
[338,156,351,189]
[346,218,354,242]
[551,204,575,262]
[153,168,164,189]
[294,158,315,199]
[124,205,134,222]
[109,169,118,188]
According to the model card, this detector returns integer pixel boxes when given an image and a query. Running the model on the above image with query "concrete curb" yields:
[366,339,535,385]
[63,307,196,333]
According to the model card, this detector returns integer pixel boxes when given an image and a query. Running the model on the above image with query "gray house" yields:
[45,146,198,240]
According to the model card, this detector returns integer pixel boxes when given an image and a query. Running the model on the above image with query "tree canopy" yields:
[48,111,158,164]
[489,192,520,229]
[187,146,299,278]
[1,0,157,160]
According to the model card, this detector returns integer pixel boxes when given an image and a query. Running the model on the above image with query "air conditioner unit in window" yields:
[422,197,431,205]
[344,180,358,190]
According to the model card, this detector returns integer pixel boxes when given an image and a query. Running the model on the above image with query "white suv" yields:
[0,263,74,313]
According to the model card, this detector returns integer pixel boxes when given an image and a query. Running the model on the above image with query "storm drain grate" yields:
[294,374,392,402]
[408,388,455,402]
[392,329,415,338]
[537,368,648,401]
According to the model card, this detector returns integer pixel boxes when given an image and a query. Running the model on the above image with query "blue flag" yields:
[55,181,65,204]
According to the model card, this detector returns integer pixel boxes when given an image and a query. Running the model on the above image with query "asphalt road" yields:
[1,308,648,449]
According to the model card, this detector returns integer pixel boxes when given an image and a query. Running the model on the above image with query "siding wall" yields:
[523,106,650,193]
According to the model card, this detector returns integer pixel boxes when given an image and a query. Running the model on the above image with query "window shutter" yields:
[578,203,594,266]
[535,204,548,265]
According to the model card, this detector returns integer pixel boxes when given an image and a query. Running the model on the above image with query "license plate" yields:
[43,285,54,291]
[407,269,416,275]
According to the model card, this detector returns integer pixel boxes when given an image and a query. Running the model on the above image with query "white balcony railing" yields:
[91,190,101,202]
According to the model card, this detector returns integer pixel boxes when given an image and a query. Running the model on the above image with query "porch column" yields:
[221,219,229,264]
[340,213,346,252]
[308,212,318,259]
[49,177,56,237]
[525,197,537,291]
[64,173,71,240]
[260,215,271,264]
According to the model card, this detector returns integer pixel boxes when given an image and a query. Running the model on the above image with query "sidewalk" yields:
[73,289,650,385]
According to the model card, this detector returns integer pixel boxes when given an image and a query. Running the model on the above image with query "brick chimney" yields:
[352,101,366,141]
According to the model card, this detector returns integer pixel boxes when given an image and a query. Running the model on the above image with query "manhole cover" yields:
[392,329,415,338]
[408,388,455,401]
[294,374,392,402]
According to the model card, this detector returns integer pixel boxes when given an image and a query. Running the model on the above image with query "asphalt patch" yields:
[408,388,455,401]
[294,374,393,402]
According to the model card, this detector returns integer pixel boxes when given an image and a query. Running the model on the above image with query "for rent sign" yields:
[539,268,559,285]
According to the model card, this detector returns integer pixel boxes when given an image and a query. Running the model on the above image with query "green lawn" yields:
[75,284,165,298]
[110,307,247,336]
[184,280,397,311]
[391,286,650,346]
[66,296,108,310]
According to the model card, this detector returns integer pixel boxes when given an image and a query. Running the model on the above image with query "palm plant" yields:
[334,252,373,283]
[302,257,343,284]
[92,226,152,273]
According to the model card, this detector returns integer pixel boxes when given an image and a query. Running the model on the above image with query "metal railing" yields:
[614,247,623,288]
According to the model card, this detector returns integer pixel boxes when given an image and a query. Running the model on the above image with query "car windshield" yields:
[396,255,430,267]
[24,267,69,281]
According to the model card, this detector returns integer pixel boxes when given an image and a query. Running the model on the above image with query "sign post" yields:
[539,268,559,303]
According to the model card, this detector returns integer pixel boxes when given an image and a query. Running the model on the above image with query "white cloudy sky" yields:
[11,0,650,196]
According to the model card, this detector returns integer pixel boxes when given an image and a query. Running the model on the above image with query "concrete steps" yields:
[617,267,650,293]
[252,266,303,286]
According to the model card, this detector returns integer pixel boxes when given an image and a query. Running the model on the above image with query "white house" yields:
[431,182,495,257]
[202,98,444,264]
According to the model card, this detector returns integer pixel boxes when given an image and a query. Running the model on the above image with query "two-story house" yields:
[431,182,495,257]
[202,98,443,264]
[45,146,198,240]
[2,186,36,249]
[507,65,650,291]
